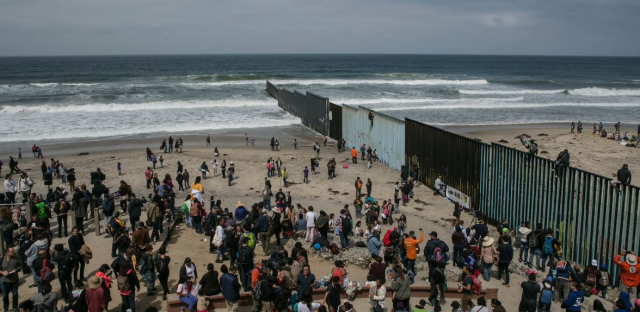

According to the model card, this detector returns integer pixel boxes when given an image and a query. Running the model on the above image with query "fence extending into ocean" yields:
[266,81,639,283]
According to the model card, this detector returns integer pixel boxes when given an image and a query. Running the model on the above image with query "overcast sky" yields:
[1,0,639,57]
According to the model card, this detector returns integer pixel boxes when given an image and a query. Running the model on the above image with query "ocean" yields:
[1,54,639,147]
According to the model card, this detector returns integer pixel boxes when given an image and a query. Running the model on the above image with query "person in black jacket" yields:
[199,263,221,296]
[255,267,273,308]
[496,236,513,287]
[52,244,75,303]
[220,265,241,310]
[127,194,143,229]
[118,262,140,312]
[68,227,85,283]
[424,232,449,279]
[53,198,70,238]
[617,164,631,185]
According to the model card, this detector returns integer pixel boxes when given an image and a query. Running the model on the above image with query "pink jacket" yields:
[145,170,152,180]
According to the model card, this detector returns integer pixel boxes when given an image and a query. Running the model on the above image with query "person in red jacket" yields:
[613,249,640,303]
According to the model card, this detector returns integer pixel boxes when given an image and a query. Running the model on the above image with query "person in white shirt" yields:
[369,279,386,309]
[305,207,316,243]
[3,174,17,204]
[18,172,33,203]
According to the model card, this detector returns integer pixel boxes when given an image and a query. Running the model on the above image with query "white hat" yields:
[591,259,598,267]
[627,254,638,266]
[482,236,495,247]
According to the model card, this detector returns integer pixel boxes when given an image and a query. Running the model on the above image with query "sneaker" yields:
[215,260,224,263]
[518,259,523,263]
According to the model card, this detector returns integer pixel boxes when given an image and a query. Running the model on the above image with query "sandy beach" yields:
[1,124,622,312]
[447,122,639,185]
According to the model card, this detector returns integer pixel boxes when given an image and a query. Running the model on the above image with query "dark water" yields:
[1,54,639,145]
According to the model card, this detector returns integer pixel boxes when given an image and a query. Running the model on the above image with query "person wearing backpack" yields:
[554,260,581,303]
[30,249,54,293]
[118,261,140,312]
[427,262,445,307]
[528,223,545,271]
[596,263,610,299]
[458,266,479,311]
[426,232,450,274]
[540,230,560,272]
[582,259,601,294]
[538,276,554,312]
[254,266,273,312]
[518,272,540,312]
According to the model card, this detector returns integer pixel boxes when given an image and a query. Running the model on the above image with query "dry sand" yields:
[2,125,620,311]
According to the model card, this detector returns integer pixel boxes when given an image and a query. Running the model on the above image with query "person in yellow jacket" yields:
[191,177,204,203]
[403,229,424,274]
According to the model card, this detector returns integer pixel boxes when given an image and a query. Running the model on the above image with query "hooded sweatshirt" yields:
[367,234,381,256]
[519,226,532,243]
[25,238,49,267]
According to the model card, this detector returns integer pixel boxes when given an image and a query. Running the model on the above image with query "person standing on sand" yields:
[221,160,227,179]
[305,207,316,243]
[570,121,575,133]
[354,177,362,197]
[206,135,210,147]
[599,122,604,134]
[294,139,297,150]
[245,133,249,146]
[183,169,190,186]
[577,120,583,134]
[360,144,366,161]
[144,167,152,189]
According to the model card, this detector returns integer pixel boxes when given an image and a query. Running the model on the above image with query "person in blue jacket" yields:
[220,264,241,311]
[367,231,382,257]
[562,282,583,312]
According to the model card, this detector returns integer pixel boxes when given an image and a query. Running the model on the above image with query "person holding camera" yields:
[613,249,640,303]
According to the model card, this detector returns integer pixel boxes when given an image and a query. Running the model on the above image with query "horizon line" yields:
[1,52,640,58]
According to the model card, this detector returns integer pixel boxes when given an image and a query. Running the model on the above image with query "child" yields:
[159,155,164,168]
[251,137,255,146]
[117,162,122,175]
[355,221,364,237]
[538,276,553,312]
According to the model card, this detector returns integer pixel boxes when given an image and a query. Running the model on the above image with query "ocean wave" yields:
[273,79,490,86]
[568,87,640,96]
[0,99,276,114]
[374,102,640,111]
[338,97,523,105]
[30,83,59,87]
[0,114,301,143]
[459,89,565,95]
[185,74,275,81]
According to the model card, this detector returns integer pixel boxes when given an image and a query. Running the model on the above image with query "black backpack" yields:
[341,216,352,235]
[239,247,252,265]
[226,229,238,247]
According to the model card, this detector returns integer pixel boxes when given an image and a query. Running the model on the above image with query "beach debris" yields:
[249,187,254,190]
[514,134,530,139]
[329,190,340,195]
[329,198,334,200]
[223,154,228,156]
[541,151,549,154]
[538,133,549,136]
[110,156,115,158]
[342,192,349,195]
[78,152,90,156]
[498,139,508,143]
[414,199,427,205]
[414,207,424,211]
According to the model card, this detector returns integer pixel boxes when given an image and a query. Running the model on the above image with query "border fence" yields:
[266,80,640,283]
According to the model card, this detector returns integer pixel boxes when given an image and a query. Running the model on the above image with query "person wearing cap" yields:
[253,209,270,255]
[582,259,601,291]
[234,202,248,227]
[614,249,640,303]
[424,231,448,279]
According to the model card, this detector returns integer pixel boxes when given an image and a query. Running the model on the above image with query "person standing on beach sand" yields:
[183,169,190,186]
[351,147,358,164]
[305,207,316,242]
[294,139,297,150]
[145,167,152,189]
[571,121,575,133]
[206,135,210,147]
[245,134,249,146]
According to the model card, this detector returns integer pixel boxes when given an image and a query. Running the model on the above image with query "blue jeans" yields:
[540,252,553,271]
[453,245,464,268]
[263,199,271,211]
[216,241,227,261]
[180,293,197,310]
[0,280,19,310]
[30,267,42,293]
[529,248,542,269]
[519,242,529,261]
[482,262,493,281]
[145,272,156,294]
[339,232,349,249]
[121,291,136,312]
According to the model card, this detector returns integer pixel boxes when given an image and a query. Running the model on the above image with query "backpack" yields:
[252,279,266,301]
[189,203,200,217]
[243,232,255,249]
[355,241,367,248]
[36,202,48,220]
[407,270,416,285]
[540,284,553,304]
[599,271,609,287]
[239,247,252,265]
[226,230,238,247]
[542,236,553,254]
[341,217,352,235]
[470,275,482,295]
[106,219,124,236]
[331,243,340,255]
[117,271,131,291]
[39,259,56,284]
[529,232,541,248]
[433,245,444,264]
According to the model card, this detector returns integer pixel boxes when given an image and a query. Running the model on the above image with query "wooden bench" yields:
[166,286,497,312]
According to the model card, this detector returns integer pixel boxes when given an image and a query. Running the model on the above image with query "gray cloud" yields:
[0,0,638,56]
